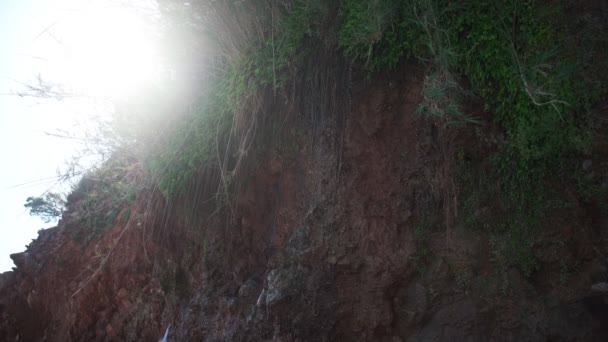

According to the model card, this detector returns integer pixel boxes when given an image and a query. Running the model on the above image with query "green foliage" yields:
[411,0,477,126]
[416,71,480,126]
[338,0,425,71]
[440,0,603,276]
[254,0,330,88]
[338,0,396,61]
[338,0,596,162]
[147,0,604,279]
[149,0,332,199]
[24,192,65,223]
[77,186,120,234]
[55,1,605,280]
[148,82,235,198]
[67,157,139,240]
[339,0,478,125]
[448,1,588,152]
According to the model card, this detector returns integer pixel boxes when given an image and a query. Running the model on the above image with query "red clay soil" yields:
[1,63,608,341]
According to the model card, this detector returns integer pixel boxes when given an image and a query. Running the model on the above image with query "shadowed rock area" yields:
[1,62,608,341]
[2,0,608,340]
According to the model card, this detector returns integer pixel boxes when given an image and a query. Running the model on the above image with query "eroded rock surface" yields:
[1,64,608,341]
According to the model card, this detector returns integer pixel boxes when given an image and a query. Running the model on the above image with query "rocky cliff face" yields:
[2,64,608,341]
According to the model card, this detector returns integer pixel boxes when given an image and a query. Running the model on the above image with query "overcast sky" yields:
[0,0,160,272]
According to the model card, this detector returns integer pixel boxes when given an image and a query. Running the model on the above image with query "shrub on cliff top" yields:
[24,192,66,223]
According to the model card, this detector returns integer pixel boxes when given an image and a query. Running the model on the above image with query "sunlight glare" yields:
[60,4,161,98]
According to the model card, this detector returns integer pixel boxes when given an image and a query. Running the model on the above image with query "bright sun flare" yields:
[57,3,161,98]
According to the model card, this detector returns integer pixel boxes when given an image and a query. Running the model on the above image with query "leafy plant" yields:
[24,192,66,223]
[64,155,141,240]
[338,0,425,71]
[149,0,333,200]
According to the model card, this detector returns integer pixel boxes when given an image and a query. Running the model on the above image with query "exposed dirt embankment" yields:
[0,202,167,341]
[2,63,608,341]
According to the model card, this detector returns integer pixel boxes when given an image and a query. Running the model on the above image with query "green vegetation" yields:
[148,0,333,199]
[24,192,65,223]
[338,0,603,276]
[29,0,605,279]
[449,1,601,276]
[338,0,425,71]
[65,156,139,241]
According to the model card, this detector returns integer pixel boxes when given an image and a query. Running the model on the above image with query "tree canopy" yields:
[24,192,65,223]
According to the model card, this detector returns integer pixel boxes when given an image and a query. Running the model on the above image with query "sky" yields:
[0,0,161,272]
